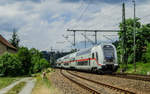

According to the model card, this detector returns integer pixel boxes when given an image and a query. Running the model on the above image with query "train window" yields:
[77,61,88,66]
[96,52,98,61]
[92,53,94,59]
[64,63,69,66]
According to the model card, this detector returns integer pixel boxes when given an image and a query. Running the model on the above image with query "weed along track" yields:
[61,70,135,94]
[60,70,101,94]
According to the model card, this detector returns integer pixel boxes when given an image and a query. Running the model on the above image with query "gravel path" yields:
[0,78,28,94]
[19,78,36,94]
[50,69,89,94]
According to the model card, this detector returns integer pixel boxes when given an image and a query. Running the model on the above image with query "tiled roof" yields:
[0,35,17,50]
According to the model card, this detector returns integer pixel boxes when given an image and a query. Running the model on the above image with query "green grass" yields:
[0,77,20,89]
[5,81,26,94]
[117,62,150,75]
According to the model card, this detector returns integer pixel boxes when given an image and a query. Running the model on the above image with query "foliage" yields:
[0,47,49,76]
[117,18,150,64]
[9,29,20,48]
[33,58,49,73]
[17,47,49,75]
[17,47,31,75]
[117,62,150,75]
[0,53,22,76]
[142,42,150,62]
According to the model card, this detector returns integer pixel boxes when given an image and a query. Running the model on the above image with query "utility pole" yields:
[94,31,97,45]
[85,32,86,48]
[122,1,127,70]
[73,30,76,46]
[133,0,136,72]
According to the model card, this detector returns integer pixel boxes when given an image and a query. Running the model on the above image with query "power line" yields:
[77,0,90,21]
[71,0,91,29]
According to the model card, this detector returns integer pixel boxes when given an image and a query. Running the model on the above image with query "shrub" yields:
[0,53,22,76]
[33,58,49,73]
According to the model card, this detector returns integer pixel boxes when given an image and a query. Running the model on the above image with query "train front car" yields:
[91,44,118,74]
[101,44,118,73]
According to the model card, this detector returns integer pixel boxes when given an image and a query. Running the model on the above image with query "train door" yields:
[92,51,99,65]
[91,52,96,66]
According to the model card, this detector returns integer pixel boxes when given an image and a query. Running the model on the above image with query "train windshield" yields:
[103,45,114,61]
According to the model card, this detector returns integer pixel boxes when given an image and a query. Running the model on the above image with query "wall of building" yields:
[0,42,7,55]
[7,48,17,54]
[0,42,17,55]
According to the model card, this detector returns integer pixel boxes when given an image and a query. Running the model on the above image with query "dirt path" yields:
[0,78,27,94]
[19,78,36,94]
[0,78,36,94]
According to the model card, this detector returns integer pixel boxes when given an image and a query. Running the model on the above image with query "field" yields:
[0,77,20,89]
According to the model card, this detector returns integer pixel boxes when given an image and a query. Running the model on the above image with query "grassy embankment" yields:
[32,68,62,94]
[117,62,150,75]
[0,77,20,89]
[5,81,26,94]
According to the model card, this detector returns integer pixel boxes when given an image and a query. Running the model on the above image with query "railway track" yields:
[60,69,101,94]
[68,70,150,82]
[110,73,150,82]
[64,70,135,94]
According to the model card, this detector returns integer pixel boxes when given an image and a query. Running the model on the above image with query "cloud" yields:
[61,0,149,4]
[61,0,121,4]
[0,0,150,51]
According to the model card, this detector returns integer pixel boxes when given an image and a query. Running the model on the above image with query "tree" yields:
[9,29,20,48]
[29,48,43,73]
[33,58,49,73]
[118,18,150,64]
[0,53,22,76]
[142,42,150,63]
[17,47,31,75]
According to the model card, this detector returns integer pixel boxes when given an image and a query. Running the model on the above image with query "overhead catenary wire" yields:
[71,0,91,29]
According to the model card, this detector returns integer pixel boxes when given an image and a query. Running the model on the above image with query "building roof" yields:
[0,35,17,50]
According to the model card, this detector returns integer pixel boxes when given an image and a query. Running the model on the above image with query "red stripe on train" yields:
[58,58,102,66]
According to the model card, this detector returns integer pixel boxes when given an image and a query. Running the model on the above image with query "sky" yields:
[0,0,150,51]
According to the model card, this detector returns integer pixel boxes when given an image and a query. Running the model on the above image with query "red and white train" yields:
[56,43,119,73]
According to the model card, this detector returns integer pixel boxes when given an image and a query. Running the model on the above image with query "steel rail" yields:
[60,70,101,94]
[67,71,135,94]
[111,73,150,82]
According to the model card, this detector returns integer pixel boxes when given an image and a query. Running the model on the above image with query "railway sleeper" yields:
[60,70,101,94]
[67,71,135,94]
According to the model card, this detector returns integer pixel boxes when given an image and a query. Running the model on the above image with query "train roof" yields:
[56,43,115,60]
[76,48,92,56]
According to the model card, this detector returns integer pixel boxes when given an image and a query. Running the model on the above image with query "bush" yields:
[0,53,22,76]
[0,47,49,76]
[33,58,49,73]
